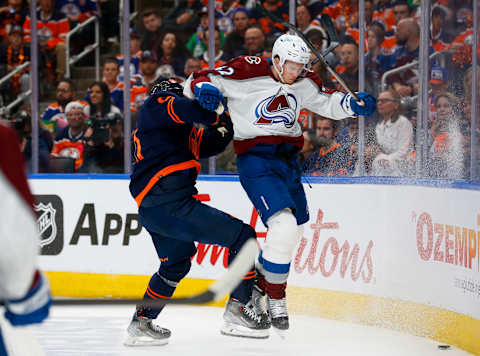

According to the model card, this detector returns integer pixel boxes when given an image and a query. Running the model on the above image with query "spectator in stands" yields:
[55,0,98,52]
[117,28,142,79]
[130,51,159,112]
[303,116,355,176]
[430,4,453,52]
[82,108,124,173]
[186,8,227,60]
[157,32,187,77]
[163,0,202,43]
[243,26,265,56]
[365,23,386,96]
[427,65,449,127]
[223,8,250,60]
[23,0,69,84]
[372,89,413,177]
[337,118,378,176]
[101,57,125,111]
[0,25,30,105]
[183,56,201,78]
[186,6,210,58]
[298,129,321,169]
[141,8,165,53]
[87,81,121,121]
[199,28,226,69]
[10,109,52,173]
[321,0,358,37]
[430,66,449,100]
[305,29,331,84]
[372,0,395,32]
[337,37,373,93]
[41,78,83,135]
[50,100,89,171]
[296,5,312,34]
[345,0,375,44]
[215,0,242,35]
[428,92,466,179]
[387,18,430,97]
[392,0,413,25]
[250,0,288,37]
[297,0,324,18]
[0,0,28,42]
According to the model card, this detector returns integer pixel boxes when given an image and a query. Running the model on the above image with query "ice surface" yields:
[0,305,473,356]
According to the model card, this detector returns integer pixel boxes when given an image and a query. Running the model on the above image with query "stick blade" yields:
[320,14,339,43]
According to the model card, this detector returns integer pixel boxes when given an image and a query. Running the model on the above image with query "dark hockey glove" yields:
[214,113,233,140]
[4,270,51,326]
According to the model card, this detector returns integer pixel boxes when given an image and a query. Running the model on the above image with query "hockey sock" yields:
[256,270,286,299]
[137,272,177,319]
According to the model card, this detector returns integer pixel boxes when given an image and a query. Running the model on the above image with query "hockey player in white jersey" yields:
[184,34,376,335]
[0,123,51,355]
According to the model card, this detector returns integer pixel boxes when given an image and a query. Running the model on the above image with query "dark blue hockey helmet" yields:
[148,77,184,96]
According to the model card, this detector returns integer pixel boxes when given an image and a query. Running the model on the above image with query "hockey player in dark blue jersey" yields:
[125,79,270,346]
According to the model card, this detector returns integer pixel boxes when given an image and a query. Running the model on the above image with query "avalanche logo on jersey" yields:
[254,88,298,128]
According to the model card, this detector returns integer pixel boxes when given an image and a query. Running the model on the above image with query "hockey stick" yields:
[254,2,364,105]
[3,238,258,308]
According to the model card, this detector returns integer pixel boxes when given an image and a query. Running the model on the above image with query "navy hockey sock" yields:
[137,272,177,319]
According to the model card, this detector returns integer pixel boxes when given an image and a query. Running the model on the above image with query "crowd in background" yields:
[0,0,478,178]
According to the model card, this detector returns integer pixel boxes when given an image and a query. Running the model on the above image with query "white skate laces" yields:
[243,302,263,323]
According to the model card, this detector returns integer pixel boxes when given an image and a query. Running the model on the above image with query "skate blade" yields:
[220,322,269,339]
[272,326,288,340]
[123,335,170,347]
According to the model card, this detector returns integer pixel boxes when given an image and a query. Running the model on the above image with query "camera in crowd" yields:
[89,112,122,145]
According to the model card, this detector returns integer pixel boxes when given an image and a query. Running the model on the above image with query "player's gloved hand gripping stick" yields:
[254,2,376,117]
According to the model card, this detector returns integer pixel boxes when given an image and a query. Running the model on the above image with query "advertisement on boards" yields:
[29,179,479,319]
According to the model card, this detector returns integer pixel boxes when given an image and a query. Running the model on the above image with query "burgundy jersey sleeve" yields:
[0,124,35,211]
[190,56,273,91]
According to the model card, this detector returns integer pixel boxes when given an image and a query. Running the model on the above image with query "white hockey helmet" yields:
[272,34,311,70]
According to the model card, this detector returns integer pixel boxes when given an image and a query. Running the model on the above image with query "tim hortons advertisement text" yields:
[193,204,374,284]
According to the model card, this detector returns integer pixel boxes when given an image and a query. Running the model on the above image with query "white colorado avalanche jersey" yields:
[184,56,355,153]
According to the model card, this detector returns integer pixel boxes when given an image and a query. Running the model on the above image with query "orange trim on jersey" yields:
[167,97,184,124]
[146,286,171,300]
[134,160,201,207]
[157,96,172,104]
[132,130,144,162]
[189,127,204,160]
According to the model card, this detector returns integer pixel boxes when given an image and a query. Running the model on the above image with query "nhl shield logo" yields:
[35,202,57,247]
[34,195,64,255]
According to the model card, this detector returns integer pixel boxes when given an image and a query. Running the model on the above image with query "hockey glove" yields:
[4,270,51,326]
[348,92,377,117]
[194,82,224,112]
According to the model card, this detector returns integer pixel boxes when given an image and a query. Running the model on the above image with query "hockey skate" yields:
[221,298,271,339]
[124,314,171,346]
[267,296,289,331]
